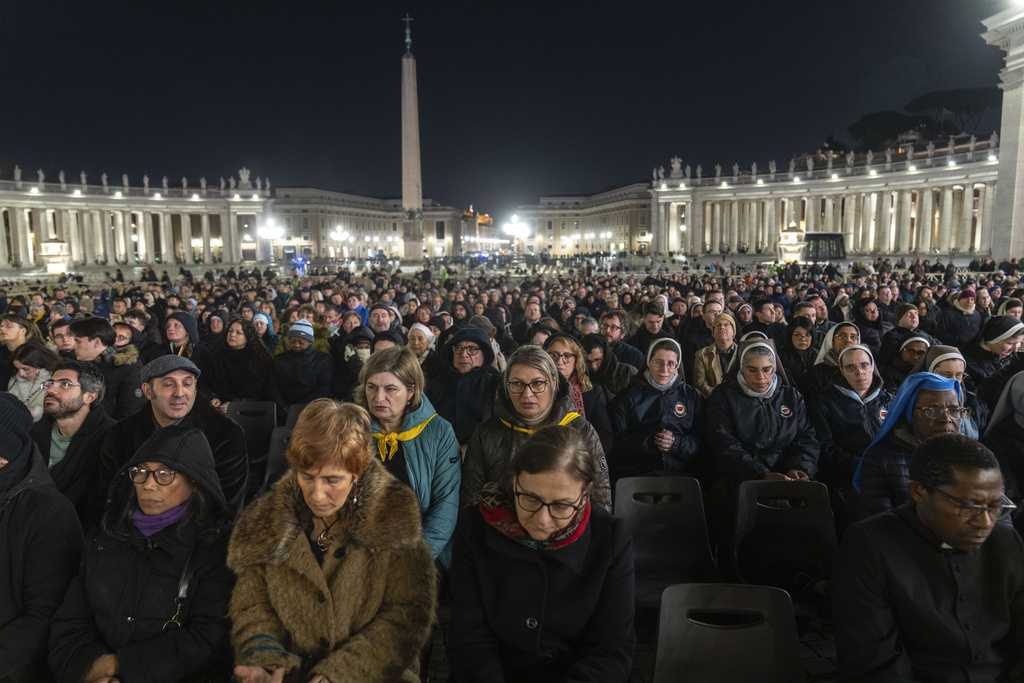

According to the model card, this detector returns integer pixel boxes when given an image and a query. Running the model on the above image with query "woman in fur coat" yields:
[228,399,437,683]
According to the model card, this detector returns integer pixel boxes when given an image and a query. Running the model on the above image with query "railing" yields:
[0,178,272,200]
[654,141,1000,190]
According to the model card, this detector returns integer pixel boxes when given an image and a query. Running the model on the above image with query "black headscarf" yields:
[0,393,35,494]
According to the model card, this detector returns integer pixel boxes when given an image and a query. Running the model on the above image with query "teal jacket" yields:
[371,393,461,564]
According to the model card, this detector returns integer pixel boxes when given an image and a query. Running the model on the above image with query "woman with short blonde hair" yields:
[229,398,436,683]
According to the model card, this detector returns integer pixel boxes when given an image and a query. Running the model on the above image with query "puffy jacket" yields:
[705,377,820,482]
[370,394,461,564]
[88,345,147,420]
[48,427,235,683]
[426,327,502,445]
[272,346,334,406]
[809,380,892,490]
[609,374,702,479]
[609,340,645,372]
[462,377,612,511]
[0,451,83,682]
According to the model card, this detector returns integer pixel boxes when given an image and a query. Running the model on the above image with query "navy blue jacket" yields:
[609,375,702,478]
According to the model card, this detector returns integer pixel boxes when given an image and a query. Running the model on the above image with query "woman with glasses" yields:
[543,333,614,451]
[427,326,502,445]
[448,425,635,682]
[913,345,989,439]
[49,425,235,683]
[461,346,611,511]
[853,372,967,520]
[982,370,1024,530]
[609,338,702,483]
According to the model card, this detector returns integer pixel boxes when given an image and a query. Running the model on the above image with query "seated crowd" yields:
[1,257,1023,682]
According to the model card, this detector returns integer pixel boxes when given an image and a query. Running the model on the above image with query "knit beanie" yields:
[981,315,1024,345]
[895,303,917,326]
[287,319,315,342]
[166,311,199,344]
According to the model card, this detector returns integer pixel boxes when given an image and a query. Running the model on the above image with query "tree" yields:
[847,111,939,151]
[905,87,1001,134]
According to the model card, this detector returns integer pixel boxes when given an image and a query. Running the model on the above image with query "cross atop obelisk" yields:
[402,13,413,53]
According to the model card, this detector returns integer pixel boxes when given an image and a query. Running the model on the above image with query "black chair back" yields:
[227,400,277,500]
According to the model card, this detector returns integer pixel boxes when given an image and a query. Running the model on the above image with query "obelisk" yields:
[401,14,424,260]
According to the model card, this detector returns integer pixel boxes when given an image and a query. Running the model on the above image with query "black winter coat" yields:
[626,326,673,357]
[0,452,83,683]
[609,341,644,372]
[809,382,892,490]
[983,416,1024,509]
[89,346,147,420]
[31,404,116,526]
[207,346,278,405]
[447,506,635,683]
[854,429,916,521]
[705,377,819,482]
[96,404,248,522]
[426,327,502,445]
[937,306,983,349]
[964,343,1010,395]
[609,375,702,480]
[272,346,334,406]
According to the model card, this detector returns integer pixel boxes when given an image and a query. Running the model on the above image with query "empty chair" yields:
[262,426,291,491]
[733,480,837,591]
[615,476,716,609]
[655,583,803,683]
[227,400,277,500]
[285,402,308,429]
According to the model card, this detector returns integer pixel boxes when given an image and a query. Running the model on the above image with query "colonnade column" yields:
[938,187,954,252]
[0,209,9,267]
[918,188,934,254]
[221,210,235,263]
[979,183,996,254]
[201,213,212,264]
[842,195,855,253]
[767,198,779,253]
[823,196,834,232]
[957,185,975,252]
[181,214,194,265]
[897,190,913,253]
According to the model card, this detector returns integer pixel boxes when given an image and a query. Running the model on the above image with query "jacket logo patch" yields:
[674,402,686,417]
[780,405,792,418]
[879,408,888,421]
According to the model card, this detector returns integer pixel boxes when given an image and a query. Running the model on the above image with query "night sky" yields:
[0,0,1008,219]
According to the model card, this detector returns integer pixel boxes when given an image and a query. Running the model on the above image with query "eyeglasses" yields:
[650,359,678,370]
[452,344,481,357]
[931,488,1017,522]
[549,352,576,364]
[514,479,587,519]
[41,379,80,391]
[507,379,549,395]
[128,466,178,486]
[914,405,970,421]
[600,323,622,331]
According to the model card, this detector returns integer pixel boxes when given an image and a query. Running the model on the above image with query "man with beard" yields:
[95,355,248,519]
[29,361,115,528]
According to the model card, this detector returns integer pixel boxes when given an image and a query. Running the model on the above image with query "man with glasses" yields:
[836,434,1023,682]
[426,327,501,445]
[599,310,644,371]
[48,319,76,359]
[29,361,115,526]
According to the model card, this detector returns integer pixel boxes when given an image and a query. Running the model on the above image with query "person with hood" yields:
[48,425,235,683]
[937,290,983,350]
[332,325,374,401]
[543,332,614,450]
[356,346,460,564]
[851,297,890,358]
[448,426,635,683]
[407,321,440,381]
[997,296,1024,319]
[0,394,83,683]
[881,334,931,391]
[705,339,819,486]
[69,317,147,420]
[913,345,989,439]
[609,337,702,482]
[801,321,861,400]
[692,312,738,398]
[829,293,853,324]
[228,400,436,683]
[140,311,213,382]
[273,318,334,408]
[777,316,817,392]
[853,372,965,520]
[252,312,278,353]
[964,315,1024,391]
[8,342,59,421]
[461,345,612,510]
[207,317,278,414]
[810,345,893,496]
[0,313,44,390]
[96,356,249,524]
[580,333,636,398]
[983,371,1024,526]
[426,326,502,445]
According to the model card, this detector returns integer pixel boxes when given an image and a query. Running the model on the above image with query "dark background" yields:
[0,0,1007,218]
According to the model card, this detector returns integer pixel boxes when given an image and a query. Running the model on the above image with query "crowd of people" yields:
[1,256,1023,682]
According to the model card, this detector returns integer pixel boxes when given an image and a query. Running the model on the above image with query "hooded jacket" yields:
[89,344,147,420]
[581,334,637,398]
[273,343,334,406]
[0,450,83,682]
[48,426,234,683]
[227,459,436,683]
[426,326,502,444]
[937,298,983,350]
[461,375,612,511]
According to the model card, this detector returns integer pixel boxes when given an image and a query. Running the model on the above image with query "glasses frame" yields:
[128,466,178,486]
[452,344,482,357]
[507,378,550,396]
[914,405,970,421]
[931,487,1017,522]
[41,379,81,391]
[514,478,587,520]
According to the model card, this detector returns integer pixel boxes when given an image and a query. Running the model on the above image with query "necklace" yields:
[315,515,340,551]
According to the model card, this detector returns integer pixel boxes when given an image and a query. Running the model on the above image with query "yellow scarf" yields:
[373,412,438,462]
[499,411,580,435]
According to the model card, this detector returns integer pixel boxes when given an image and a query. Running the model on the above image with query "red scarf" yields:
[480,499,592,550]
[569,377,587,419]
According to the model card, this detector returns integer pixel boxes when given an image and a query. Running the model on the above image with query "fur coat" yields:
[227,458,436,683]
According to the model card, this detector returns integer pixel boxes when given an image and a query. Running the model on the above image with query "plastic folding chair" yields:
[262,426,291,491]
[654,583,804,683]
[615,476,717,609]
[227,400,277,500]
[285,402,309,429]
